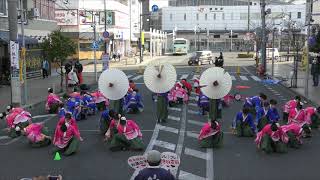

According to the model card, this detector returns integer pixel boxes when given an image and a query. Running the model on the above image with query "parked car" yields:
[188,51,214,66]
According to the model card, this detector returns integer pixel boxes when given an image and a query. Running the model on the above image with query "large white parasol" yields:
[144,64,177,93]
[199,67,232,99]
[98,69,129,100]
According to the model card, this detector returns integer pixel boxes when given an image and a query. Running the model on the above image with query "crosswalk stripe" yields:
[186,131,199,139]
[179,170,206,180]
[251,75,261,81]
[192,75,199,80]
[127,74,133,79]
[154,140,176,151]
[168,115,180,121]
[188,120,205,126]
[168,107,182,112]
[188,110,199,115]
[231,75,236,81]
[180,74,189,80]
[158,125,179,134]
[185,147,207,160]
[188,102,198,107]
[131,75,143,81]
[239,76,249,81]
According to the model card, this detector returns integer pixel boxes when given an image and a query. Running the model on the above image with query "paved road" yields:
[1,65,320,180]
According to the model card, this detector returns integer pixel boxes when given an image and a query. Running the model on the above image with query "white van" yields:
[259,48,280,60]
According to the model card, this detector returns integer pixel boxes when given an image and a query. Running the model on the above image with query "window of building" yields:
[184,13,186,20]
[297,12,301,19]
[0,0,7,16]
[170,13,172,21]
[220,8,223,10]
[222,13,225,20]
[33,0,55,20]
[215,8,218,10]
[214,13,216,20]
[205,14,207,20]
[196,13,199,20]
[214,35,220,38]
[231,13,233,20]
[240,13,248,20]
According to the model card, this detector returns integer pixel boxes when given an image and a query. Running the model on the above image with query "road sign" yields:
[103,31,109,38]
[91,41,99,50]
[152,5,159,12]
[151,11,159,20]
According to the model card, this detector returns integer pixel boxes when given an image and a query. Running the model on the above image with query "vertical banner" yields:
[141,31,145,45]
[10,41,19,78]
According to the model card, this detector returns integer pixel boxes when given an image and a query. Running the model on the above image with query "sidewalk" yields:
[267,61,320,106]
[0,73,97,112]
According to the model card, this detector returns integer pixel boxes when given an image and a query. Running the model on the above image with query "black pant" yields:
[313,74,319,86]
[42,68,48,78]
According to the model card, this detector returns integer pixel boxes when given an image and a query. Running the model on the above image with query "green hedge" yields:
[238,54,254,58]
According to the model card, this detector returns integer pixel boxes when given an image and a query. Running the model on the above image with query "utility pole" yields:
[305,0,313,97]
[129,0,132,50]
[230,29,233,51]
[8,0,22,106]
[197,27,200,51]
[19,0,27,105]
[104,0,107,54]
[272,27,275,78]
[247,0,250,52]
[261,0,267,75]
[93,14,97,82]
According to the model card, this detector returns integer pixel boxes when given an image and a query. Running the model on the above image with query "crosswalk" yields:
[127,73,262,82]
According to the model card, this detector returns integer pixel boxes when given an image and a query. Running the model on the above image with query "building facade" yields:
[0,0,58,84]
[162,3,306,52]
[55,0,142,60]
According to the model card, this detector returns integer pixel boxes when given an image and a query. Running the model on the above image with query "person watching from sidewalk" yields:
[311,58,320,87]
[134,150,176,180]
[74,60,83,84]
[42,59,49,79]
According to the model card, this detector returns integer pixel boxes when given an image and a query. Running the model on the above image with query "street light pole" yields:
[272,27,275,78]
[93,14,97,82]
[8,0,22,106]
[104,0,107,54]
[261,0,267,75]
[305,0,313,98]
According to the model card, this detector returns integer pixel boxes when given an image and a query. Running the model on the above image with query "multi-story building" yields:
[162,0,306,52]
[0,0,58,84]
[55,0,142,60]
[313,0,320,25]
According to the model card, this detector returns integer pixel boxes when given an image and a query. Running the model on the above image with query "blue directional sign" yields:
[103,31,109,38]
[152,5,159,12]
[91,41,99,50]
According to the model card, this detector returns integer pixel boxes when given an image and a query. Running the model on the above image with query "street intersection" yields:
[0,62,320,180]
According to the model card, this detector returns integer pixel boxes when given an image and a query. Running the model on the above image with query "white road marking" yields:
[168,107,182,112]
[251,75,261,81]
[179,170,206,180]
[231,75,236,81]
[131,75,143,81]
[168,115,180,121]
[0,136,10,140]
[192,75,200,80]
[127,74,133,79]
[180,74,189,80]
[207,148,214,180]
[186,131,199,139]
[239,76,249,81]
[154,140,176,151]
[174,104,187,176]
[185,147,207,160]
[130,124,161,180]
[158,125,179,134]
[32,114,56,119]
[188,120,205,126]
[189,96,198,101]
[188,110,199,115]
[188,102,198,107]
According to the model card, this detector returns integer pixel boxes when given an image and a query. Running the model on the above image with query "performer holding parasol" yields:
[98,69,129,115]
[144,64,177,123]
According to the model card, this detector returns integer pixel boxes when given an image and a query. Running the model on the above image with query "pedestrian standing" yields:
[117,49,121,61]
[311,58,320,86]
[74,60,83,84]
[64,60,73,86]
[42,59,49,79]
[134,150,175,180]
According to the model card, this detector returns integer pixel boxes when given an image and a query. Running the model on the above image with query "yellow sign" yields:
[301,46,308,71]
[21,47,26,58]
[141,31,145,45]
[19,59,23,83]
